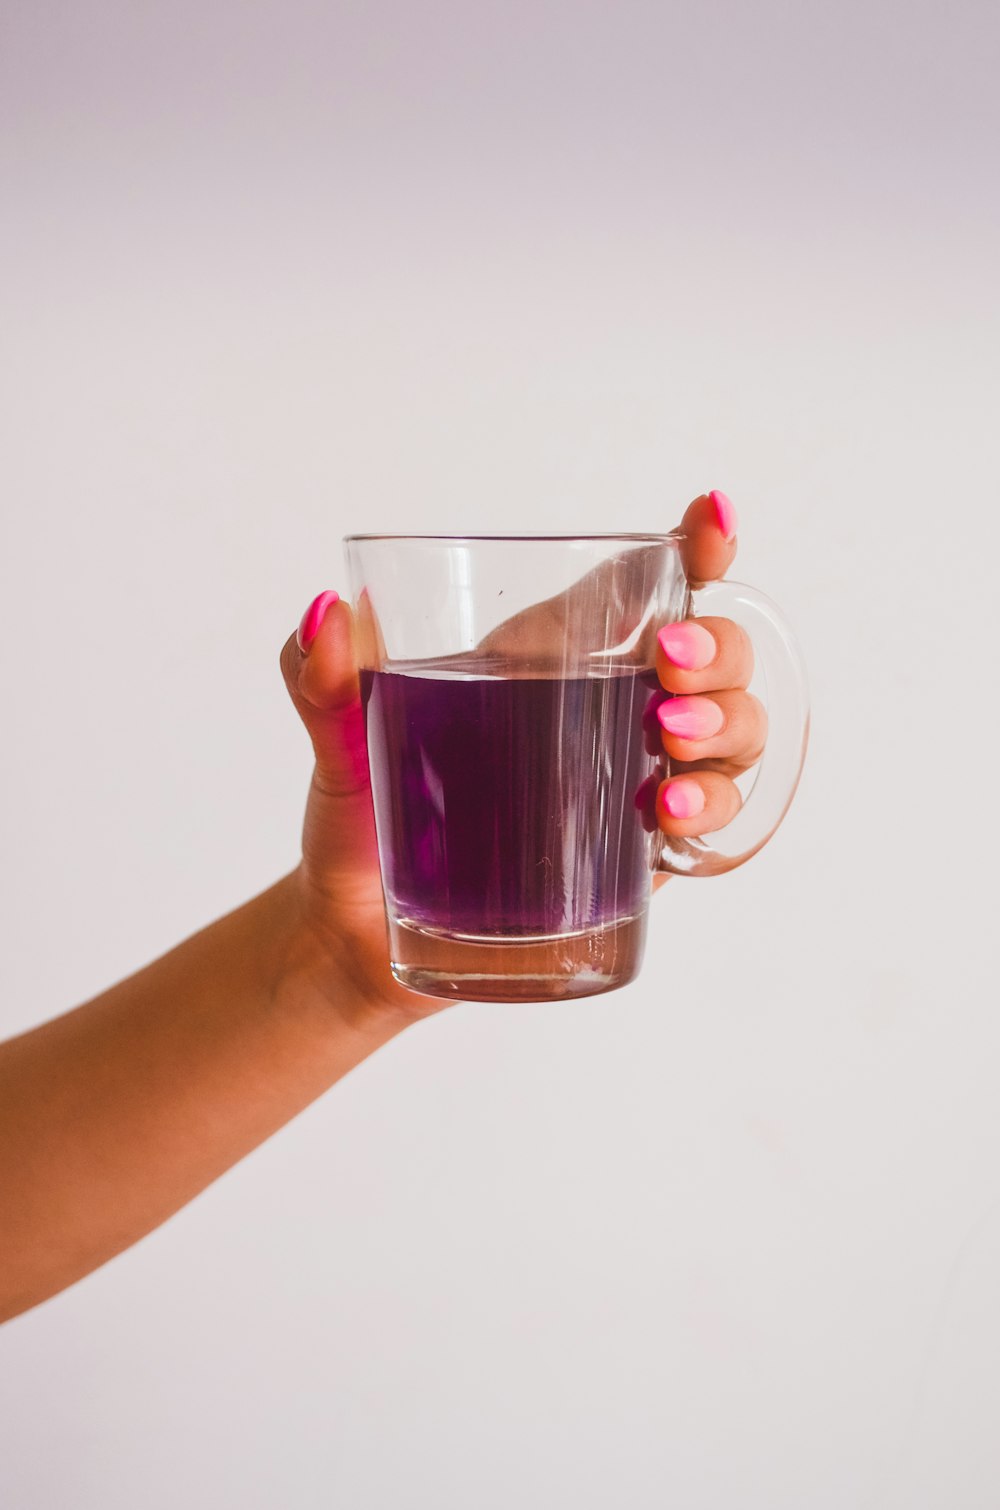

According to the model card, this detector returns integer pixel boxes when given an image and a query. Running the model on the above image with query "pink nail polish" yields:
[709,489,738,543]
[297,590,340,652]
[657,620,716,671]
[661,778,706,820]
[657,695,725,741]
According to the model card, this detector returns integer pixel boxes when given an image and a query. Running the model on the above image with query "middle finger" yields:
[657,688,767,768]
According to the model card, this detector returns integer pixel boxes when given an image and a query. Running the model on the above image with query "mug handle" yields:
[656,580,810,877]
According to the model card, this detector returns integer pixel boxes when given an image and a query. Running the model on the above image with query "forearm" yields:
[0,872,406,1323]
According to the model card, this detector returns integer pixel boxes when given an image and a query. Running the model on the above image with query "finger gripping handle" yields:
[657,580,809,877]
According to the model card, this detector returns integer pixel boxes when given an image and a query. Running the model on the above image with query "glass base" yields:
[387,910,648,1003]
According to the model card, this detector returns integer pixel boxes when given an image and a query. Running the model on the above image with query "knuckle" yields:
[698,773,742,826]
[722,774,745,813]
[735,621,755,662]
[709,619,754,687]
[723,687,765,725]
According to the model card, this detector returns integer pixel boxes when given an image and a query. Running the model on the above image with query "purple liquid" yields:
[361,667,661,938]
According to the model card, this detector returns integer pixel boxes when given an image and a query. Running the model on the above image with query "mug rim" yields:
[343,531,683,545]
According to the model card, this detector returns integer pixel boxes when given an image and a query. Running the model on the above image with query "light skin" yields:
[0,492,765,1324]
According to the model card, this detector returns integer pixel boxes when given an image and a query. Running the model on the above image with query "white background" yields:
[2,2,998,1505]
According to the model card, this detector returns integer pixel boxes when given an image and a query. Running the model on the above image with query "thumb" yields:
[280,591,380,894]
[678,490,739,586]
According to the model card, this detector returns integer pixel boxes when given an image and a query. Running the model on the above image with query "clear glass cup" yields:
[344,533,808,1003]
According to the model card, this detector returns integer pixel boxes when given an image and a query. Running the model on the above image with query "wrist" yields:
[272,869,441,1044]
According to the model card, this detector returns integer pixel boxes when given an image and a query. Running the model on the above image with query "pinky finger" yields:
[657,770,742,839]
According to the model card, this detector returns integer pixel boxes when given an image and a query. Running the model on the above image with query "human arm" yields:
[0,491,762,1322]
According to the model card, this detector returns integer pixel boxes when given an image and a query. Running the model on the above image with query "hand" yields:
[650,491,766,890]
[279,491,766,1017]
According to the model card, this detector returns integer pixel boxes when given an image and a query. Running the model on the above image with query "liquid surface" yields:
[361,667,661,937]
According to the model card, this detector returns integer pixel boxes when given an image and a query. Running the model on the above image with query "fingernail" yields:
[709,489,738,543]
[657,695,725,741]
[661,778,706,820]
[658,620,716,671]
[297,590,340,652]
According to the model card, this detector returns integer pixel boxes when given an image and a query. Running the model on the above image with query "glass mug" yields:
[344,534,808,1004]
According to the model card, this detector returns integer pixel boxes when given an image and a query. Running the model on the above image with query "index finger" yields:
[679,490,739,586]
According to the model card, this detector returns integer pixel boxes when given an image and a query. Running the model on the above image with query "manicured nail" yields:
[657,695,725,741]
[658,620,716,671]
[661,778,706,820]
[709,489,738,542]
[297,590,340,652]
